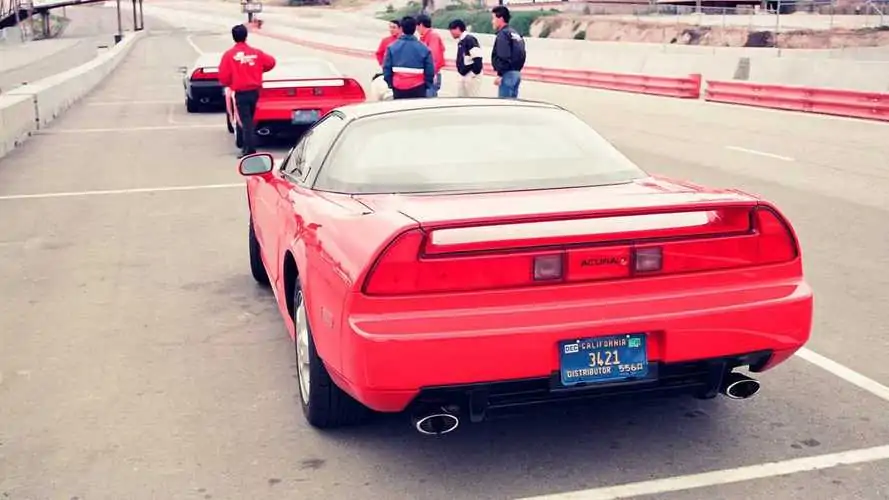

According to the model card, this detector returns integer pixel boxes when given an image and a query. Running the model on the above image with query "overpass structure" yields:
[1,0,144,39]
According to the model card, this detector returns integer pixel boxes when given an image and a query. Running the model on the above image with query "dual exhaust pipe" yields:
[409,372,760,436]
[256,127,272,136]
[720,371,761,400]
[199,97,211,104]
[412,406,460,436]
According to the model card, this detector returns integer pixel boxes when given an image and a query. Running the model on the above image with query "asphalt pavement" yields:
[1,6,889,500]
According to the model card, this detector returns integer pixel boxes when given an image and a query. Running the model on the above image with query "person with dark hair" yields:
[415,13,445,97]
[375,19,402,67]
[490,6,526,98]
[218,24,277,157]
[448,19,483,97]
[382,16,434,99]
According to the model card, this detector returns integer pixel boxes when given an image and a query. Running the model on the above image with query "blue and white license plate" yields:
[559,334,649,386]
[291,109,320,124]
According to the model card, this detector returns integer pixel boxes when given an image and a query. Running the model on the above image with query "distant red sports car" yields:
[226,57,365,147]
[237,98,813,435]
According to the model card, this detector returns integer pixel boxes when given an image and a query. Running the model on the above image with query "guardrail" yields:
[246,22,889,121]
[704,80,889,122]
[248,23,702,100]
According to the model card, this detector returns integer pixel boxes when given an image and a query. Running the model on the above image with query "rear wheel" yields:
[248,218,269,286]
[293,279,370,429]
[226,112,234,134]
[186,96,198,113]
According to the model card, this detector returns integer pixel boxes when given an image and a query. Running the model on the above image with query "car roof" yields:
[264,57,342,80]
[195,52,223,68]
[336,98,564,120]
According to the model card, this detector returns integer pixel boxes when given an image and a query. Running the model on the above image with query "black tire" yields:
[248,218,269,286]
[293,279,370,429]
[235,124,244,149]
[186,96,198,113]
[226,112,234,134]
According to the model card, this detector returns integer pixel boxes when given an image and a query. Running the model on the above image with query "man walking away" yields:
[383,16,434,100]
[490,6,526,99]
[448,19,483,98]
[416,14,445,97]
[375,19,401,67]
[218,24,276,157]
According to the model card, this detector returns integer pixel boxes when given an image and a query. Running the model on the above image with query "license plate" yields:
[291,109,320,124]
[559,333,649,386]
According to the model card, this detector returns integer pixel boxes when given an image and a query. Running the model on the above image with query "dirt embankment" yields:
[530,15,889,48]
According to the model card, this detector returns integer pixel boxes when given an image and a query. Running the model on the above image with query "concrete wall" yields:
[0,30,145,161]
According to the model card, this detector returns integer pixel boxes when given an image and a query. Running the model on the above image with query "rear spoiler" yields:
[262,78,349,88]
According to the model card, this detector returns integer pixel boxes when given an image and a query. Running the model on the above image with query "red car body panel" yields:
[246,166,814,413]
[226,59,366,130]
[254,79,366,124]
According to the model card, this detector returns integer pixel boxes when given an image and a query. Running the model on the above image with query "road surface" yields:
[1,5,889,499]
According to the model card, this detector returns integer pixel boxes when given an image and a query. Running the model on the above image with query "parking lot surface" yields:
[2,8,889,500]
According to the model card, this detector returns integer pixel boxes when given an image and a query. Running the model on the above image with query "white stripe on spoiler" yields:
[429,211,715,246]
[201,66,219,73]
[262,79,345,89]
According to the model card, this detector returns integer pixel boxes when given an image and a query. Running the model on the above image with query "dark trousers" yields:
[392,85,427,99]
[234,89,260,154]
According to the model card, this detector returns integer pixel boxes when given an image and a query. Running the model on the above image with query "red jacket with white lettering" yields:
[218,42,277,92]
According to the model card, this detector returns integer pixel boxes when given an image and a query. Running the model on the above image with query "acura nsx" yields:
[237,98,813,435]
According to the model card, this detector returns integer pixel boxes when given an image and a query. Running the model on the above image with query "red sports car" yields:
[237,98,813,435]
[226,57,366,147]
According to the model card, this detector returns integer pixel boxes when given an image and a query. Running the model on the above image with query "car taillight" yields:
[191,68,218,81]
[362,206,799,296]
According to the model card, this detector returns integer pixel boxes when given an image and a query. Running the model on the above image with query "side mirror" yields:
[239,153,274,176]
[178,66,188,74]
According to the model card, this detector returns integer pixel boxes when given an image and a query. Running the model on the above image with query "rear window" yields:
[266,60,338,80]
[313,106,647,194]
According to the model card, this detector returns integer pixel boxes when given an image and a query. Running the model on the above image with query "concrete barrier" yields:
[0,94,36,159]
[0,30,145,161]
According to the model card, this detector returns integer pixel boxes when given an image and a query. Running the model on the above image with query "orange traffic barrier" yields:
[250,25,702,100]
[705,80,889,122]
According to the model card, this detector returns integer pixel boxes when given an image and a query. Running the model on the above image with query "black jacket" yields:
[455,33,483,76]
[491,25,526,76]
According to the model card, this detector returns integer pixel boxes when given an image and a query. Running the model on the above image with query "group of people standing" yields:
[374,6,526,100]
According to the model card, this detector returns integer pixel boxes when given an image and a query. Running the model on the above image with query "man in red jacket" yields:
[375,19,401,67]
[218,24,276,157]
[416,14,445,97]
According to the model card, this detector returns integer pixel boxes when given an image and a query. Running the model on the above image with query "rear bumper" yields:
[187,81,225,104]
[410,351,772,422]
[329,274,813,413]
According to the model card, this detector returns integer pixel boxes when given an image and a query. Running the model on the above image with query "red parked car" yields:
[225,57,366,147]
[237,98,813,435]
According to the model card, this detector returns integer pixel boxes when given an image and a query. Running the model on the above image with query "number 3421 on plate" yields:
[558,333,649,386]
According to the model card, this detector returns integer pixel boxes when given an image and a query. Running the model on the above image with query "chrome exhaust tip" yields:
[721,372,761,400]
[412,409,460,436]
[256,127,271,136]
[199,97,211,104]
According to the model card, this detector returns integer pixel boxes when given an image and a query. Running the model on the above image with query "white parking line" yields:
[37,125,220,134]
[795,347,889,403]
[186,35,205,55]
[0,183,243,201]
[726,145,795,162]
[515,444,889,500]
